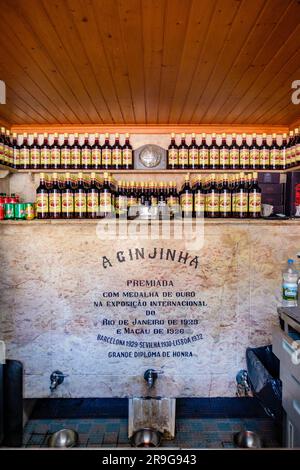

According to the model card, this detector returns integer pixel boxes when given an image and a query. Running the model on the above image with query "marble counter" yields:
[0,220,299,398]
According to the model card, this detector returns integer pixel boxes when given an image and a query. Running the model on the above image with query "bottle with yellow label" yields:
[248,172,261,218]
[167,133,178,170]
[219,133,229,170]
[91,133,102,170]
[36,173,49,219]
[249,133,260,170]
[205,173,219,218]
[209,133,219,170]
[61,133,71,169]
[102,133,112,170]
[71,133,81,169]
[87,172,99,218]
[99,172,113,218]
[188,133,199,169]
[199,133,209,169]
[12,133,20,170]
[50,133,61,169]
[49,173,61,219]
[61,172,74,219]
[270,133,280,170]
[235,172,248,219]
[194,175,204,218]
[122,133,133,170]
[259,133,270,170]
[30,133,40,170]
[179,174,193,218]
[74,172,87,218]
[239,134,249,170]
[112,133,122,170]
[178,133,189,170]
[229,133,239,170]
[40,133,51,169]
[82,133,92,170]
[219,174,231,218]
[19,133,30,170]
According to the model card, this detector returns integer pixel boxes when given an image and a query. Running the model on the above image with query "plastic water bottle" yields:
[282,259,299,307]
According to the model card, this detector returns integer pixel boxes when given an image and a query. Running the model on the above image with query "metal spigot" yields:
[50,370,67,392]
[144,369,163,389]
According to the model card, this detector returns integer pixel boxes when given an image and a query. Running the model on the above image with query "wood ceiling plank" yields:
[1,0,87,123]
[179,0,241,124]
[192,0,266,123]
[230,26,300,123]
[203,0,293,123]
[168,0,216,123]
[226,4,300,122]
[117,0,146,123]
[142,0,166,123]
[242,55,300,124]
[157,0,193,123]
[66,0,124,124]
[40,0,109,123]
[0,46,61,123]
[92,0,135,124]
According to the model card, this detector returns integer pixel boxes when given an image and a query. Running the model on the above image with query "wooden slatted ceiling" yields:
[0,0,299,127]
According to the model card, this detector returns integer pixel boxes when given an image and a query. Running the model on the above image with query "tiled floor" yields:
[23,417,280,448]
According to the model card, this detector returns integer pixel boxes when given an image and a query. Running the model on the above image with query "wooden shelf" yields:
[3,166,300,174]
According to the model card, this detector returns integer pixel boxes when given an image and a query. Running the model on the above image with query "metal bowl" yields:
[234,430,262,448]
[130,428,162,447]
[48,429,78,448]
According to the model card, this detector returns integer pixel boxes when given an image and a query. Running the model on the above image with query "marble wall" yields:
[0,220,299,398]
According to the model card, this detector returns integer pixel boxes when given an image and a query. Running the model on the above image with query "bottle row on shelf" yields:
[0,129,133,170]
[0,127,299,172]
[35,171,261,220]
[167,131,300,170]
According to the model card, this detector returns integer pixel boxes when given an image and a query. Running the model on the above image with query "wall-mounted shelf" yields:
[2,166,300,174]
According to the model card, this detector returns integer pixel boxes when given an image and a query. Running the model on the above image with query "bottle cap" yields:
[181,133,185,138]
[171,132,175,138]
[115,133,119,138]
[191,132,196,138]
[272,133,276,138]
[125,133,130,138]
[222,133,226,138]
[64,133,68,138]
[33,132,38,138]
[44,132,48,137]
[74,133,79,138]
[84,133,89,138]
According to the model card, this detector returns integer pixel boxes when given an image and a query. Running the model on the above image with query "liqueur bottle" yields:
[199,133,209,169]
[122,133,133,170]
[91,133,102,170]
[29,133,40,170]
[219,133,229,170]
[82,133,92,170]
[61,133,71,169]
[239,133,249,170]
[194,175,205,218]
[209,133,219,170]
[36,173,49,219]
[249,133,260,170]
[286,131,293,168]
[248,172,261,219]
[48,173,61,219]
[180,174,194,218]
[50,133,61,170]
[295,128,300,166]
[102,133,112,170]
[12,133,20,169]
[20,133,30,170]
[112,133,122,170]
[235,173,248,219]
[219,174,231,218]
[150,181,158,207]
[99,171,113,218]
[280,133,288,170]
[74,172,87,218]
[167,133,178,170]
[259,133,270,170]
[229,133,239,170]
[40,133,51,170]
[0,127,5,165]
[116,180,128,218]
[178,133,189,170]
[71,133,81,169]
[188,133,199,169]
[87,172,99,218]
[205,173,219,218]
[269,133,280,170]
[288,131,296,167]
[61,172,74,219]
[6,130,13,167]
